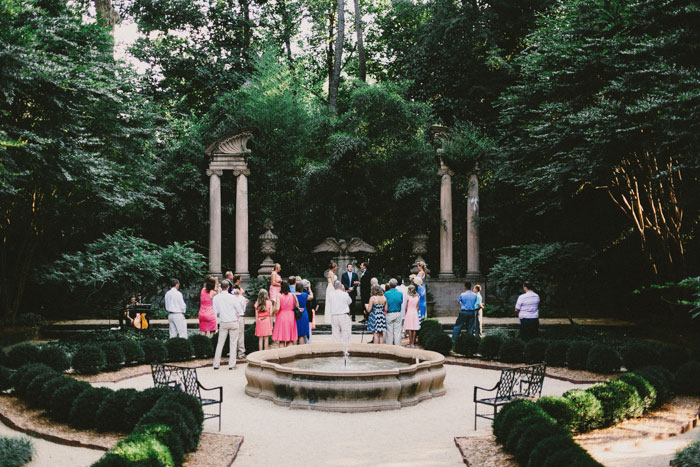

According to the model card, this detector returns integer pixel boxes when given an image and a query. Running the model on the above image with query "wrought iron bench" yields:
[151,364,223,431]
[473,363,546,430]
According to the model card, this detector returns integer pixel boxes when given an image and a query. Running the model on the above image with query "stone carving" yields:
[257,218,278,278]
[313,238,376,277]
[410,233,428,274]
[204,131,253,156]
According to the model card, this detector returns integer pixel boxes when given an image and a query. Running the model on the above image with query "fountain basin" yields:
[244,343,446,412]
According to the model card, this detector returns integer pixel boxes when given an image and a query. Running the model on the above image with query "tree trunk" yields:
[94,0,119,27]
[327,0,335,96]
[328,0,345,111]
[240,0,252,50]
[353,0,366,81]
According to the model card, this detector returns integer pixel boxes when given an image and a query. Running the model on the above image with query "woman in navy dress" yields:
[366,285,387,344]
[295,282,311,344]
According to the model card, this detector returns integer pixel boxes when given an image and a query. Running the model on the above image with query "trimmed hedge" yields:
[499,338,526,363]
[562,389,604,433]
[635,365,674,406]
[586,344,622,373]
[417,319,442,345]
[244,322,258,355]
[70,387,114,429]
[524,338,548,364]
[537,396,577,433]
[143,340,168,364]
[125,387,171,428]
[622,342,659,371]
[478,334,504,360]
[6,344,40,369]
[543,448,600,467]
[37,346,71,372]
[454,332,480,357]
[0,435,35,467]
[674,361,700,396]
[586,380,644,427]
[12,363,54,397]
[72,345,107,374]
[37,376,74,410]
[505,415,555,453]
[544,341,569,367]
[617,372,656,410]
[96,388,139,433]
[93,433,174,467]
[493,399,552,443]
[189,334,214,359]
[424,332,453,356]
[130,424,185,466]
[120,340,146,366]
[657,344,689,372]
[101,342,126,371]
[527,434,578,467]
[49,379,91,421]
[166,338,194,362]
[513,420,567,465]
[0,366,12,391]
[25,372,60,407]
[673,440,700,467]
[566,341,592,371]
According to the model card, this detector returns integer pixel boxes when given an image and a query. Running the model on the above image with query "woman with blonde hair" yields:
[269,263,282,301]
[324,261,339,324]
[254,289,273,350]
[198,275,218,337]
[366,285,387,344]
[415,276,427,320]
[403,285,420,347]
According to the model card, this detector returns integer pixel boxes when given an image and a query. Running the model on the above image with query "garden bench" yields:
[473,363,546,429]
[150,363,223,431]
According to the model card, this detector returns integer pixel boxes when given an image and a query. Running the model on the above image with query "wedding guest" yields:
[473,284,484,338]
[516,282,540,341]
[404,285,420,347]
[359,262,371,323]
[289,276,297,293]
[225,270,246,357]
[198,275,218,337]
[295,282,311,344]
[164,279,187,338]
[396,276,409,321]
[272,280,299,347]
[123,295,137,329]
[416,262,427,286]
[341,264,360,321]
[324,262,339,324]
[303,280,318,343]
[328,280,352,345]
[384,279,403,346]
[415,277,427,320]
[452,281,478,342]
[366,285,387,345]
[212,280,239,370]
[254,289,272,351]
[270,264,282,301]
[231,285,247,358]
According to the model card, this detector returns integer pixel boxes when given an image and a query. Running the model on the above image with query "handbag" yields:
[294,295,302,320]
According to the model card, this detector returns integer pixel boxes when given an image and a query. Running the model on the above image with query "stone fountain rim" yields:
[246,343,445,377]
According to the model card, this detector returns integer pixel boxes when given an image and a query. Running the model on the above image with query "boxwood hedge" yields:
[70,387,114,429]
[586,380,643,427]
[586,344,622,374]
[71,345,106,374]
[566,341,592,371]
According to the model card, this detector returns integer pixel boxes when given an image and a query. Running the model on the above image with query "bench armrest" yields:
[197,381,223,403]
[474,383,499,402]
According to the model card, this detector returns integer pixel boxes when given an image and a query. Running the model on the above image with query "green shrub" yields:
[537,396,577,432]
[100,342,126,371]
[586,380,644,427]
[524,338,548,364]
[544,341,569,367]
[586,344,622,373]
[211,332,229,357]
[37,376,73,410]
[136,410,191,457]
[505,415,557,453]
[0,348,7,367]
[617,372,656,410]
[6,344,40,369]
[454,332,480,357]
[153,391,204,451]
[527,434,578,467]
[424,332,453,356]
[674,361,700,396]
[125,387,171,428]
[96,388,139,432]
[119,340,145,366]
[499,338,526,363]
[514,420,568,465]
[543,447,601,467]
[166,338,194,362]
[478,334,504,360]
[0,436,35,467]
[0,366,12,391]
[622,342,659,371]
[244,322,258,355]
[657,344,690,372]
[49,379,91,421]
[493,399,552,443]
[94,434,174,467]
[158,391,205,427]
[189,334,214,359]
[566,341,592,371]
[72,345,106,374]
[562,389,604,433]
[418,319,442,345]
[12,363,54,397]
[37,346,70,372]
[635,365,674,405]
[25,372,59,407]
[673,440,700,467]
[70,387,114,429]
[130,424,184,466]
[142,340,168,364]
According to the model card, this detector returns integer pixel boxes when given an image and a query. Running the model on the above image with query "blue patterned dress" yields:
[367,302,387,333]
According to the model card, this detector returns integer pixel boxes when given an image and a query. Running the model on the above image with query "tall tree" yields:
[328,0,345,110]
[353,0,366,81]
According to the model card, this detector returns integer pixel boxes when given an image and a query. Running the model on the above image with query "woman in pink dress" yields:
[198,275,218,337]
[254,289,273,351]
[269,263,282,301]
[272,280,299,347]
[403,285,421,348]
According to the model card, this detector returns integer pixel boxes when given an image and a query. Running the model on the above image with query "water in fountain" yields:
[290,356,411,372]
[343,343,350,367]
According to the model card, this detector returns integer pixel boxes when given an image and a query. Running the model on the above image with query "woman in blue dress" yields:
[415,276,427,320]
[295,282,311,344]
[365,285,387,344]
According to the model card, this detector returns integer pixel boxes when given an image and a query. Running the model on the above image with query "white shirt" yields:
[515,290,540,319]
[164,287,186,314]
[328,289,352,315]
[232,294,247,319]
[213,292,239,323]
[396,284,408,319]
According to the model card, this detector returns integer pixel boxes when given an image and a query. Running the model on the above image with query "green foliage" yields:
[188,334,214,359]
[0,366,12,391]
[544,341,569,367]
[617,373,656,411]
[96,388,139,433]
[524,338,548,364]
[49,379,91,422]
[417,319,442,346]
[634,366,674,406]
[130,424,184,466]
[244,322,258,356]
[94,434,174,467]
[166,338,194,362]
[479,334,504,360]
[6,344,40,369]
[586,380,644,427]
[493,399,552,443]
[37,376,73,410]
[158,390,205,428]
[499,338,526,363]
[505,415,556,453]
[513,420,567,465]
[37,346,70,372]
[0,436,34,467]
[537,396,577,433]
[527,435,578,467]
[142,340,168,364]
[674,361,700,396]
[12,363,54,397]
[70,387,114,429]
[586,345,622,374]
[562,389,604,433]
[424,332,453,356]
[72,345,107,374]
[119,340,146,366]
[454,332,480,357]
[125,387,171,429]
[25,372,60,407]
[101,342,126,371]
[622,342,659,371]
[542,448,602,467]
[673,441,700,467]
[566,341,592,371]
[657,344,690,372]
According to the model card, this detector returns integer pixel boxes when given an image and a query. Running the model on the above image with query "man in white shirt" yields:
[164,278,187,338]
[232,285,248,358]
[328,280,352,345]
[515,281,540,341]
[212,280,240,369]
[396,276,409,321]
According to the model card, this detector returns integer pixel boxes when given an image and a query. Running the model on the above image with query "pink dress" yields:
[255,300,273,337]
[272,293,298,342]
[269,272,281,302]
[404,295,420,331]
[198,289,217,332]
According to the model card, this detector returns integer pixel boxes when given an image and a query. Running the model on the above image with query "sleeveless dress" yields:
[418,285,427,320]
[198,289,217,332]
[269,272,281,302]
[324,272,337,324]
[295,292,310,339]
[272,293,298,342]
[367,302,387,333]
[404,295,420,331]
[255,300,273,337]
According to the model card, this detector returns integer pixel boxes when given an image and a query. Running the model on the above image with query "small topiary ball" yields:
[586,379,644,427]
[129,423,185,466]
[70,386,114,429]
[119,340,145,366]
[136,409,192,454]
[493,399,552,443]
[71,345,106,374]
[527,434,578,467]
[244,323,259,355]
[189,334,214,359]
[0,366,12,392]
[424,332,453,356]
[37,346,70,372]
[158,390,205,427]
[566,341,592,370]
[6,344,40,369]
[543,447,601,467]
[622,342,659,371]
[166,338,194,362]
[417,319,442,345]
[635,365,674,406]
[478,334,504,360]
[454,332,480,357]
[586,344,622,373]
[499,338,526,363]
[12,363,55,397]
[505,415,557,453]
[49,379,91,422]
[562,388,604,433]
[537,396,577,432]
[125,387,171,428]
[96,388,139,432]
[25,371,60,407]
[514,419,568,464]
[95,435,174,467]
[617,372,656,410]
[100,342,126,371]
[37,376,73,410]
[544,341,570,367]
[524,338,549,364]
[657,344,689,372]
[142,340,168,364]
[674,361,700,396]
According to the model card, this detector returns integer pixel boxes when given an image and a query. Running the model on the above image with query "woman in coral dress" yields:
[403,285,421,347]
[269,263,282,301]
[272,280,299,347]
[198,275,218,337]
[254,289,273,351]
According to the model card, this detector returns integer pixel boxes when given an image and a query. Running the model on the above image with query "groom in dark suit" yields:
[359,262,371,323]
[341,263,360,321]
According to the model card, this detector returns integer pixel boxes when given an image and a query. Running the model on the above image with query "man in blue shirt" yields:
[384,279,404,345]
[452,281,478,342]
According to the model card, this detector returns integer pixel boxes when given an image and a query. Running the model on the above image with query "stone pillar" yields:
[467,170,480,275]
[438,159,455,278]
[207,169,223,276]
[235,170,250,279]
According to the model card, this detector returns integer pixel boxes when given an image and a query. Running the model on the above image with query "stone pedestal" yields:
[207,169,223,276]
[438,160,455,279]
[235,170,250,280]
[257,219,278,278]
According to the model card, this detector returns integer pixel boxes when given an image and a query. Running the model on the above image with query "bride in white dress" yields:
[324,261,339,324]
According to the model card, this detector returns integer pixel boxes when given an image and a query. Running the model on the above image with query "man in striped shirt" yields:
[515,281,540,341]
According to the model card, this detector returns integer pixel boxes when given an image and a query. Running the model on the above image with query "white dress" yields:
[324,271,337,324]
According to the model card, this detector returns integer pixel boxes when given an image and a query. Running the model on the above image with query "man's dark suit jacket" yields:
[359,270,371,304]
[341,271,359,299]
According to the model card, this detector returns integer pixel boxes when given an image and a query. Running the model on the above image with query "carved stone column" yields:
[438,160,455,278]
[235,169,251,280]
[257,219,278,278]
[207,169,223,276]
[467,169,480,275]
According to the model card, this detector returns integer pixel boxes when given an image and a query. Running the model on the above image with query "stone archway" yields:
[205,131,253,279]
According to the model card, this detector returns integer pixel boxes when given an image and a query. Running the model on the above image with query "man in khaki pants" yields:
[328,280,352,345]
[212,280,239,370]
